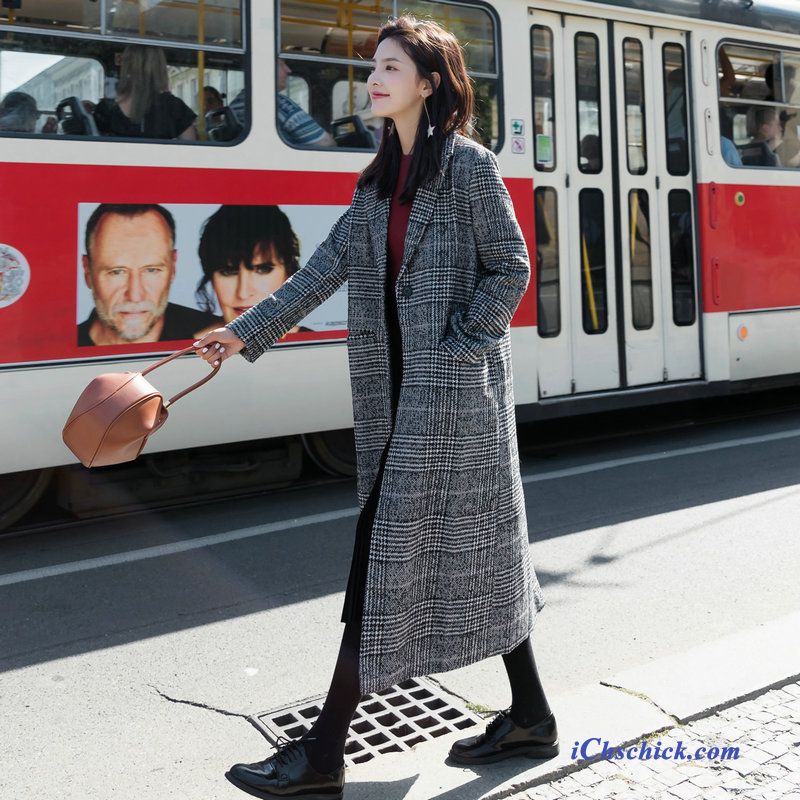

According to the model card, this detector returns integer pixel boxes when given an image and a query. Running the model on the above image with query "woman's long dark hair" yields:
[357,15,478,204]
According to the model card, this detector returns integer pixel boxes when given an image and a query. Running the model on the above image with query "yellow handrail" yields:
[582,234,600,331]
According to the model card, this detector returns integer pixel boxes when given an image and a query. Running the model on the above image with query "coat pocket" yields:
[430,355,500,521]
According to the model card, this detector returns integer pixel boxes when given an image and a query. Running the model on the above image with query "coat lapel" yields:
[368,131,458,285]
[401,131,457,271]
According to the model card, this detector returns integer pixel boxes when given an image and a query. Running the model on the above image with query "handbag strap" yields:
[140,344,222,407]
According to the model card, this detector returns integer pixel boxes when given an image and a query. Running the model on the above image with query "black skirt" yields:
[340,282,403,624]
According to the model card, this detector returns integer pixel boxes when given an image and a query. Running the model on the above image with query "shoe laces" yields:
[271,735,316,768]
[484,709,510,740]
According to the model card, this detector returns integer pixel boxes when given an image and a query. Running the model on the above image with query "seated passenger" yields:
[204,85,225,112]
[721,135,743,167]
[94,45,197,141]
[276,58,336,147]
[742,106,782,167]
[0,91,38,132]
[764,64,800,167]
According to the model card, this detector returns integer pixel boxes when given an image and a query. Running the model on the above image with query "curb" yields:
[345,610,800,799]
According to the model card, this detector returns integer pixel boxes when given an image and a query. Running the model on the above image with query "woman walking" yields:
[194,15,557,800]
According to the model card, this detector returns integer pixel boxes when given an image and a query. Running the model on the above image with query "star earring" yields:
[423,96,435,138]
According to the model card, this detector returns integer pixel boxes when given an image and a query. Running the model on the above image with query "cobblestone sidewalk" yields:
[517,680,800,800]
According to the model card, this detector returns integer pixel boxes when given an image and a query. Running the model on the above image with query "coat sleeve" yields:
[441,148,531,363]
[226,199,354,362]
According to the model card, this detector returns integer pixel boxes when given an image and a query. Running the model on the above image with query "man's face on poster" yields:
[83,210,176,343]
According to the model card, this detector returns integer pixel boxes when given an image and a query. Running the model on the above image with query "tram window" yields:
[783,56,800,105]
[663,44,690,176]
[0,52,102,134]
[623,39,647,175]
[0,33,246,143]
[278,57,374,148]
[629,189,653,331]
[0,0,99,35]
[719,45,779,102]
[471,77,501,151]
[535,187,560,337]
[401,0,496,73]
[278,0,501,151]
[575,33,602,174]
[531,25,556,172]
[578,189,608,335]
[668,190,696,327]
[106,0,242,48]
[717,43,800,169]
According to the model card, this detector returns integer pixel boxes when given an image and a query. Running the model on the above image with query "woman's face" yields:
[367,37,426,121]
[211,243,289,323]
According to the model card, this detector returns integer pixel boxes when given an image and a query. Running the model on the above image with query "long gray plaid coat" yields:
[228,131,546,695]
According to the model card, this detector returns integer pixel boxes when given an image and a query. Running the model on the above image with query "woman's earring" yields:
[424,97,435,138]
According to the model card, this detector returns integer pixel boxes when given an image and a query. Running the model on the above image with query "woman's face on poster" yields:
[211,243,289,323]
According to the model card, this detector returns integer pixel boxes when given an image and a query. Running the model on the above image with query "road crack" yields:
[148,685,248,719]
[600,680,681,723]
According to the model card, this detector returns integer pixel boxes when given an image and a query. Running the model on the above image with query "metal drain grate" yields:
[251,676,483,767]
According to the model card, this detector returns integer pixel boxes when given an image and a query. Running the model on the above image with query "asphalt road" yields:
[2,402,799,799]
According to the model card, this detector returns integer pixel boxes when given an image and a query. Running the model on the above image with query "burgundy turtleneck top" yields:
[387,152,414,293]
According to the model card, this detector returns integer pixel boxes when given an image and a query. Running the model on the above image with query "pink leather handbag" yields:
[62,346,220,468]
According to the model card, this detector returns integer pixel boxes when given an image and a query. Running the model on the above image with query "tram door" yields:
[531,11,701,398]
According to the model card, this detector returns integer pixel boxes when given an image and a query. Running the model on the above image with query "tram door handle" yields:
[711,258,721,306]
[704,108,716,156]
[709,182,719,230]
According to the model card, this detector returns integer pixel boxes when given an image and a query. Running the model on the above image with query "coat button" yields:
[402,285,413,298]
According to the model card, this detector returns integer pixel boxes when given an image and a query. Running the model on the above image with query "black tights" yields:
[301,627,550,774]
[502,635,552,727]
[301,620,362,775]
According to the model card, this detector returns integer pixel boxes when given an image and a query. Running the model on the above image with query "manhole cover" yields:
[250,676,483,767]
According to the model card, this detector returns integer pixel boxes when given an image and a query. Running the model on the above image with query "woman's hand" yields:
[192,328,245,366]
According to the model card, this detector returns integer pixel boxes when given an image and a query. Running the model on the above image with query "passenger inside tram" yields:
[0,90,38,132]
[764,63,800,166]
[275,58,336,148]
[742,105,783,167]
[93,45,198,141]
[579,134,601,173]
[204,86,225,113]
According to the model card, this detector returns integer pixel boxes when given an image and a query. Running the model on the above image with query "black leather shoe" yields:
[225,736,345,799]
[447,708,559,765]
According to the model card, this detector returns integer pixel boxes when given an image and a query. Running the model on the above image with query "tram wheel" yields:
[0,468,54,532]
[301,429,357,477]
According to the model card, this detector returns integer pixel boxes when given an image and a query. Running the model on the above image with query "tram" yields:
[2,0,800,529]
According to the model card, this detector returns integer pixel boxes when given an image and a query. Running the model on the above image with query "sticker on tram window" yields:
[74,204,350,350]
[535,134,554,167]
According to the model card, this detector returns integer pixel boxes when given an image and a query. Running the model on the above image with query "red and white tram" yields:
[2,0,800,529]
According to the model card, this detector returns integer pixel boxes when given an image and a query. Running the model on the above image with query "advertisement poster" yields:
[75,202,349,349]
